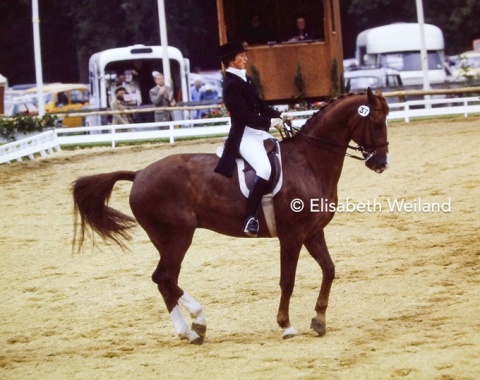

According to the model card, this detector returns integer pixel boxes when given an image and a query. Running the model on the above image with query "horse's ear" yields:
[367,87,376,104]
[375,88,383,97]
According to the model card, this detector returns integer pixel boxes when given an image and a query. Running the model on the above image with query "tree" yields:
[1,0,478,86]
[426,0,480,53]
[65,0,220,81]
[0,0,219,85]
[0,0,34,85]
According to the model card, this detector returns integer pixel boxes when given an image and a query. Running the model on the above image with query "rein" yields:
[280,121,388,162]
[299,132,373,161]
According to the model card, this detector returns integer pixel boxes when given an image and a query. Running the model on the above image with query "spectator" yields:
[190,76,203,119]
[113,71,137,106]
[243,14,275,45]
[110,87,132,125]
[149,72,175,122]
[114,72,128,89]
[199,83,219,118]
[286,15,317,42]
[132,60,153,105]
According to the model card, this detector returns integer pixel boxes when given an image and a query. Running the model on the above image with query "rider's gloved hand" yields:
[280,112,292,123]
[270,118,284,131]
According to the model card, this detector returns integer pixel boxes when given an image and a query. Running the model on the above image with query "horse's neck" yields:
[281,135,345,195]
[305,140,347,188]
[292,105,358,189]
[314,103,357,144]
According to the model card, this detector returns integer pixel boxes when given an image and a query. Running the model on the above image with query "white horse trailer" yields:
[355,23,448,86]
[87,44,190,126]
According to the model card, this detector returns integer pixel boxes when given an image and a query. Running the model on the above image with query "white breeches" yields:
[239,127,272,180]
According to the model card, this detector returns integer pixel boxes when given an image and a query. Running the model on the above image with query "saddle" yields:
[216,138,283,237]
[236,138,283,198]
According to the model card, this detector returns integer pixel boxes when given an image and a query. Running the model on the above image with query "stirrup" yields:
[243,217,259,237]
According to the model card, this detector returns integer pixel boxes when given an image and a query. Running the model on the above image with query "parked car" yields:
[7,94,39,116]
[23,83,89,127]
[344,66,403,92]
[3,83,37,116]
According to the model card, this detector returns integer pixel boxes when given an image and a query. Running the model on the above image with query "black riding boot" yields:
[243,176,270,237]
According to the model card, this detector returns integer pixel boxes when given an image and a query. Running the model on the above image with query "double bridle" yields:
[280,117,389,162]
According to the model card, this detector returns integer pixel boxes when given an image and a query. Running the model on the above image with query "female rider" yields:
[214,40,284,237]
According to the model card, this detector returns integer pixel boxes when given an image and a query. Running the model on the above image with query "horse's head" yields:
[288,88,389,173]
[350,88,390,173]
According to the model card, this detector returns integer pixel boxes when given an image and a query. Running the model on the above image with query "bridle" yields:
[280,115,389,162]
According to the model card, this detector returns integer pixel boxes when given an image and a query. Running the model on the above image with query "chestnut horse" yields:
[72,88,389,344]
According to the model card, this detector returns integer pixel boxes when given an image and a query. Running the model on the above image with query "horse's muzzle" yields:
[365,152,389,173]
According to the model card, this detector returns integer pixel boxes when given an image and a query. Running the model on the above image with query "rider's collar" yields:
[226,67,247,82]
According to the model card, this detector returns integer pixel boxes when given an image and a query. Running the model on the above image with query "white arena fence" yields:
[1,96,479,165]
[56,116,232,147]
[0,129,61,164]
[387,96,480,123]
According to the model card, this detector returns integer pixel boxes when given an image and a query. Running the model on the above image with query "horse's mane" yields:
[294,91,388,137]
[296,92,363,136]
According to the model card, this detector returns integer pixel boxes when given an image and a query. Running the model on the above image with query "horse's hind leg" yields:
[150,227,206,344]
[304,230,335,336]
[178,292,207,339]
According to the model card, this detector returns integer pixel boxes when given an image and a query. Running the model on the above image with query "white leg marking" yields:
[282,326,298,339]
[170,305,190,337]
[180,292,206,326]
[170,305,200,342]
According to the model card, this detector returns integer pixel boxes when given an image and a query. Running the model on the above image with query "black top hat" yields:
[219,40,246,60]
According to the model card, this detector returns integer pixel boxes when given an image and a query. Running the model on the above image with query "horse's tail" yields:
[72,170,138,252]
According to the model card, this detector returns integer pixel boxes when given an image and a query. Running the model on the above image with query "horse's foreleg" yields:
[304,230,335,337]
[277,239,302,339]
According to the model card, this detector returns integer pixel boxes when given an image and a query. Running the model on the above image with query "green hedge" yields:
[0,113,58,142]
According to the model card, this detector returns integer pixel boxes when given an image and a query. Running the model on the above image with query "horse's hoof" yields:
[282,326,298,339]
[191,323,206,339]
[310,318,326,336]
[189,336,204,345]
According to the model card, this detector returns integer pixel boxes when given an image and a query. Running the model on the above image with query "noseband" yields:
[349,119,389,162]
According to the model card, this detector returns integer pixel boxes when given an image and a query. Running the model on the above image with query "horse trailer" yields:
[87,44,190,126]
[355,23,448,86]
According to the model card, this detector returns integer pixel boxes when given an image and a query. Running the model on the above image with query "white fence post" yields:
[169,122,175,144]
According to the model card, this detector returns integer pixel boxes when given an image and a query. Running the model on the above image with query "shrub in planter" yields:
[0,113,58,142]
[201,105,230,126]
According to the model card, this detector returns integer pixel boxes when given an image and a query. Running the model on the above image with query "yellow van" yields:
[24,83,89,127]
